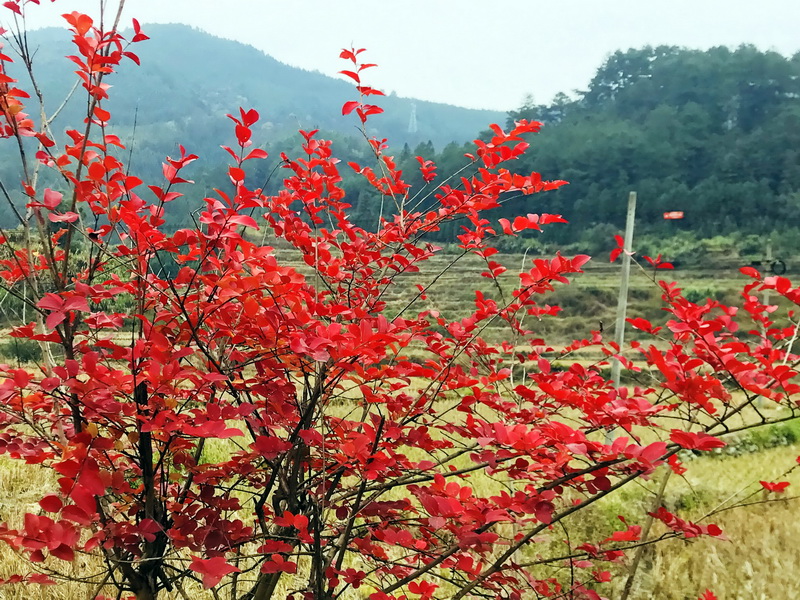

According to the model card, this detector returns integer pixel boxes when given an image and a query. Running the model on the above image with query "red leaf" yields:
[339,70,361,83]
[667,454,687,476]
[572,254,591,269]
[46,311,66,330]
[75,459,105,496]
[50,544,75,562]
[533,500,554,524]
[93,106,111,122]
[37,294,65,312]
[39,495,63,513]
[229,167,246,182]
[342,101,360,116]
[356,85,384,96]
[220,145,238,161]
[609,234,626,262]
[760,480,790,493]
[235,124,251,146]
[240,108,259,126]
[42,189,62,210]
[260,553,297,574]
[253,436,292,459]
[131,18,149,42]
[69,484,97,515]
[29,549,45,563]
[88,162,106,180]
[740,266,761,278]
[13,369,29,388]
[627,317,653,332]
[603,524,641,543]
[35,132,56,148]
[670,430,726,451]
[61,505,92,526]
[26,574,56,585]
[274,510,309,529]
[639,441,667,464]
[48,212,79,223]
[293,514,309,530]
[244,148,268,161]
[361,104,383,116]
[123,51,141,65]
[3,2,22,15]
[539,213,568,224]
[190,556,240,589]
[53,459,80,478]
[498,218,514,236]
[62,11,93,36]
[229,214,259,229]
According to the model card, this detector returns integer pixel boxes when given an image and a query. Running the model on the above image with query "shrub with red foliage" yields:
[0,3,798,600]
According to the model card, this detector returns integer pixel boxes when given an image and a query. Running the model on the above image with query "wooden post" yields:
[764,238,772,308]
[607,192,636,443]
[619,468,672,600]
[757,238,773,409]
[611,192,637,389]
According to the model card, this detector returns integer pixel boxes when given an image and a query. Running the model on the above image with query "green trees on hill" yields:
[374,44,800,258]
[499,45,800,254]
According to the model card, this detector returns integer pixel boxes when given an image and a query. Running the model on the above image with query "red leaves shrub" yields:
[0,3,797,599]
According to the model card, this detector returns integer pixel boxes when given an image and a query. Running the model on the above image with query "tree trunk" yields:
[134,586,157,600]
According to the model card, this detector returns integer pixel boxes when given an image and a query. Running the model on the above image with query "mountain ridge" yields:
[18,23,505,151]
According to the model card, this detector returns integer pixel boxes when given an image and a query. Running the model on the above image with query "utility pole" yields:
[407,103,418,134]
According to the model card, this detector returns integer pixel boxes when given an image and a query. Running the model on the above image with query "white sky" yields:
[10,0,800,110]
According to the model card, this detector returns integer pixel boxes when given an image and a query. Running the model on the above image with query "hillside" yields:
[1,24,502,171]
[278,44,800,263]
[497,45,800,259]
[4,30,799,262]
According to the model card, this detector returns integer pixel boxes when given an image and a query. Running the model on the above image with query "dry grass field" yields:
[0,250,797,598]
[1,424,799,599]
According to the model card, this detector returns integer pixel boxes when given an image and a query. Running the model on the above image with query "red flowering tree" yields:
[0,2,798,599]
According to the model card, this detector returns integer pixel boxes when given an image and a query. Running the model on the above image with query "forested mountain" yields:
[28,24,504,145]
[0,24,503,225]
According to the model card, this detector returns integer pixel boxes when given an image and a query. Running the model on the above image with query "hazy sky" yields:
[11,0,800,111]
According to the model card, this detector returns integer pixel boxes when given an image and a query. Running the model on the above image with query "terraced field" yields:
[273,242,777,347]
